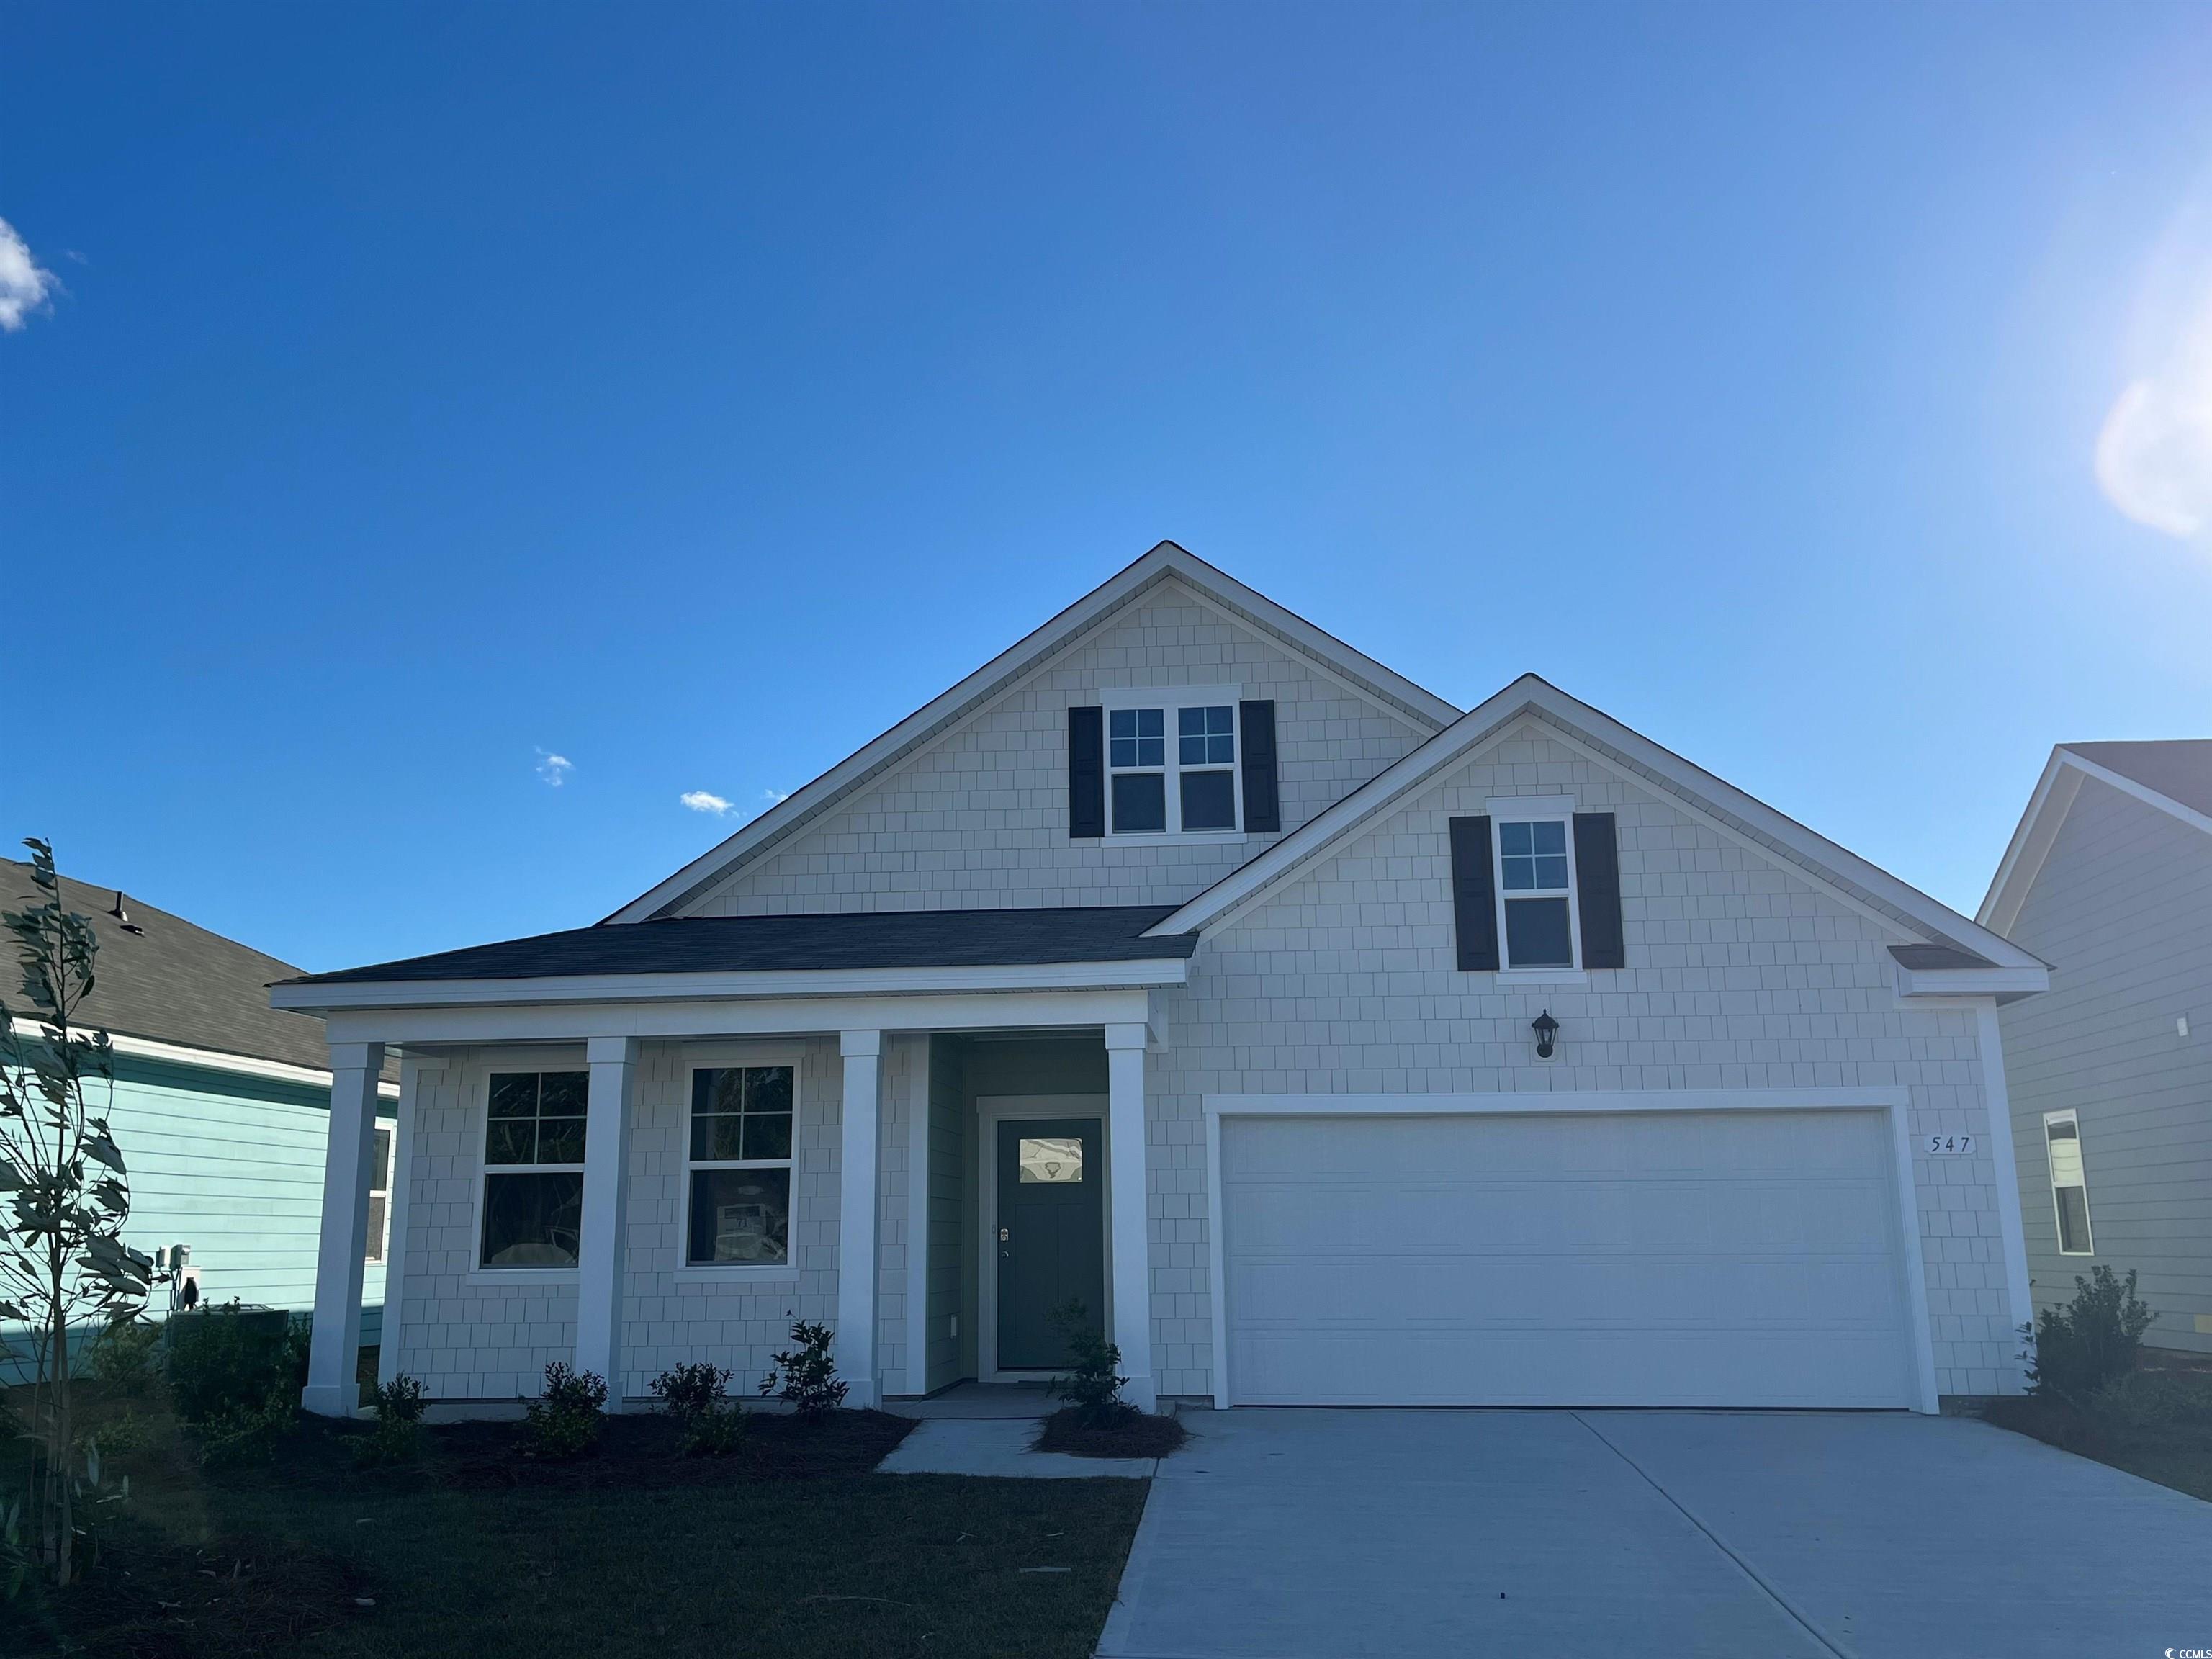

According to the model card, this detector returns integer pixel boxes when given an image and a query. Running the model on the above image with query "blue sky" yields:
[4,4,2210,972]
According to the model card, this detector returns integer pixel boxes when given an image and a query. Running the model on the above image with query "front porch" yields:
[282,976,1175,1420]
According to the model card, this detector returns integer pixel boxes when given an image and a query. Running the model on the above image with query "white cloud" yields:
[2095,184,2212,543]
[0,217,58,333]
[680,791,733,815]
[535,749,574,787]
[763,786,791,805]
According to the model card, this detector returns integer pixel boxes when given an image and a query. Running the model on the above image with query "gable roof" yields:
[1,858,359,1075]
[603,541,1461,925]
[280,906,1197,988]
[1152,674,2048,985]
[1978,739,2212,937]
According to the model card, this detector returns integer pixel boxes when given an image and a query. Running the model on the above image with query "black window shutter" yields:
[1068,706,1105,838]
[1573,811,1624,969]
[1449,816,1499,971]
[1238,700,1280,833]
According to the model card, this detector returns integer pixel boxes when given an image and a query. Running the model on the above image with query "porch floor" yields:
[884,1381,1061,1419]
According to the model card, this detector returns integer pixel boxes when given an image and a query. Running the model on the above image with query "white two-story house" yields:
[276,542,2047,1418]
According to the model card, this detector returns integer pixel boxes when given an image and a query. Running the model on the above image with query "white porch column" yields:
[1105,1021,1157,1413]
[303,1040,385,1418]
[838,1030,883,1410]
[376,1056,436,1389]
[904,1036,932,1399]
[576,1035,639,1406]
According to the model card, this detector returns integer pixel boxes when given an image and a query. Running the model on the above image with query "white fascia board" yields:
[318,986,1156,1048]
[270,955,1191,1015]
[1155,674,2046,972]
[1892,963,2049,1003]
[1977,752,2079,936]
[604,541,1460,924]
[3,1015,401,1101]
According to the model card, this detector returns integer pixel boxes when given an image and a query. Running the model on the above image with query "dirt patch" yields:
[408,1407,913,1491]
[24,1524,369,1659]
[1033,1406,1187,1460]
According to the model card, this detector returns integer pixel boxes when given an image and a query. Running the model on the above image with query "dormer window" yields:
[1491,802,1581,971]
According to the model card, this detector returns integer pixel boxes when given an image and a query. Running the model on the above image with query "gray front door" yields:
[995,1117,1105,1370]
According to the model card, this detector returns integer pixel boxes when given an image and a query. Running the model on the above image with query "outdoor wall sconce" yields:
[1531,1009,1560,1060]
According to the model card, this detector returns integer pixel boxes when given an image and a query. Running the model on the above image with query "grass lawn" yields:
[7,1392,1150,1659]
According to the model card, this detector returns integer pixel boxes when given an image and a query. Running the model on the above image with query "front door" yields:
[994,1117,1106,1370]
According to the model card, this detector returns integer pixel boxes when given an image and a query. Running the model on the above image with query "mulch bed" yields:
[212,1407,917,1494]
[1033,1406,1187,1460]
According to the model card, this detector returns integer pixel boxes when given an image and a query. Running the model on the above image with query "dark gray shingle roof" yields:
[284,905,1199,987]
[2,858,349,1074]
[2063,740,2212,820]
[1888,943,1995,971]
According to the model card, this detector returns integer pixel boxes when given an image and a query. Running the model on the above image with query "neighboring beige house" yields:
[1981,740,2212,1356]
[274,541,2050,1420]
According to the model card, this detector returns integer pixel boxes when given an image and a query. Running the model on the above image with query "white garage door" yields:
[1220,1110,1920,1408]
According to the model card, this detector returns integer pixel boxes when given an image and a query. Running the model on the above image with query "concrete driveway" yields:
[1097,1409,2212,1659]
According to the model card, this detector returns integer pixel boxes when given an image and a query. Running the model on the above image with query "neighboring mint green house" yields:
[1,858,397,1377]
[1980,741,2212,1356]
[274,542,2049,1421]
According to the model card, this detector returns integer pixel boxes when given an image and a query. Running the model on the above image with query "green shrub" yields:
[650,1360,747,1455]
[354,1374,428,1467]
[165,1303,305,1425]
[2092,1367,2212,1431]
[1048,1300,1132,1429]
[758,1321,847,1422]
[524,1363,606,1458]
[2026,1266,2157,1410]
[86,1317,164,1398]
[194,1391,296,1467]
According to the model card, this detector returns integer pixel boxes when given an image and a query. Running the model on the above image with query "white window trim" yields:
[1488,796,1582,974]
[675,1042,805,1282]
[466,1047,589,1284]
[1100,684,1246,839]
[2043,1108,2095,1256]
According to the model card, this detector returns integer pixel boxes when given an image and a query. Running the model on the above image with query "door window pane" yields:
[1018,1136,1085,1183]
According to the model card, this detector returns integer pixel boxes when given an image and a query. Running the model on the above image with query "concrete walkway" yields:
[877,1416,1156,1478]
[1097,1408,2212,1659]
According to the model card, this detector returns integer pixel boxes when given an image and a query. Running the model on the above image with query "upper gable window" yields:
[1494,813,1578,969]
[1107,690,1241,835]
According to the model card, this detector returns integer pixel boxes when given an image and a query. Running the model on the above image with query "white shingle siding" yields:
[678,577,1434,916]
[1146,728,2023,1400]
[1995,775,2212,1354]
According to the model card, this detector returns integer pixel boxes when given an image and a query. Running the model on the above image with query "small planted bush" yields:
[165,1302,304,1425]
[524,1362,607,1459]
[2091,1368,2212,1432]
[355,1374,428,1466]
[2025,1266,2157,1410]
[759,1321,848,1422]
[87,1317,164,1398]
[650,1360,747,1455]
[1048,1300,1132,1429]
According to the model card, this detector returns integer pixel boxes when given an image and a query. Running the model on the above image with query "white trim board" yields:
[1200,1087,1942,1416]
[1153,678,2045,980]
[272,956,1190,1015]
[4,1015,401,1102]
[1979,745,2212,938]
[606,541,1460,923]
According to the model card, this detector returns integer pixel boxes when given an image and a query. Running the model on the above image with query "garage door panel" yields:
[1220,1110,1917,1408]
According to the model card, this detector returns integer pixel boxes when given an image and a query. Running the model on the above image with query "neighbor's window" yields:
[686,1064,796,1268]
[2044,1111,2095,1255]
[1496,818,1577,969]
[364,1125,392,1264]
[480,1070,588,1268]
[1109,699,1238,835]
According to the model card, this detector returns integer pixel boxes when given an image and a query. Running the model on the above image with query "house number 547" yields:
[1923,1133,1977,1156]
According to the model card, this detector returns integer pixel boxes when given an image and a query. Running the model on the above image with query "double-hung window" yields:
[1493,811,1579,969]
[364,1125,392,1264]
[685,1064,796,1268]
[2044,1110,2095,1255]
[480,1070,588,1268]
[1107,689,1240,835]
